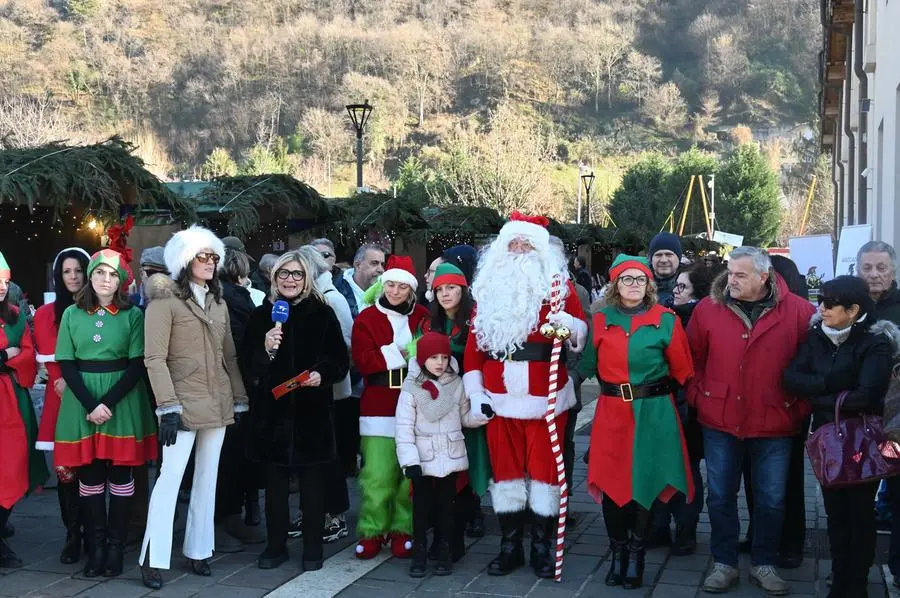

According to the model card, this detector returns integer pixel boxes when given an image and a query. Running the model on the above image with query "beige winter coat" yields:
[143,274,248,429]
[395,361,484,478]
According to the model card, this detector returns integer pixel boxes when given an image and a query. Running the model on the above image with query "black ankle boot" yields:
[487,511,526,576]
[0,537,23,569]
[672,522,697,556]
[103,494,131,577]
[434,540,452,576]
[409,543,427,578]
[58,482,82,564]
[604,541,627,586]
[81,494,107,578]
[622,534,646,589]
[529,515,556,579]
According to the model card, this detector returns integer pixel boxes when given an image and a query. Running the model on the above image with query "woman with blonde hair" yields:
[240,250,349,571]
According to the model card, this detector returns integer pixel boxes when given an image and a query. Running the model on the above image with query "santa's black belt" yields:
[504,342,567,363]
[76,359,129,373]
[367,367,408,389]
[599,379,673,401]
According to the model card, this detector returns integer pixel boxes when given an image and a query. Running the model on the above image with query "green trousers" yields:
[356,436,412,538]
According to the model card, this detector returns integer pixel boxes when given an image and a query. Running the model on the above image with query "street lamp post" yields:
[707,174,716,236]
[581,171,595,225]
[346,99,373,192]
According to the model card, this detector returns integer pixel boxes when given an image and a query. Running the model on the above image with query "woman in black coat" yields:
[240,250,349,572]
[784,275,899,598]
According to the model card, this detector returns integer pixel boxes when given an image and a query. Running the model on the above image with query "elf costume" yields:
[0,251,48,568]
[586,254,694,589]
[54,249,157,578]
[351,255,430,559]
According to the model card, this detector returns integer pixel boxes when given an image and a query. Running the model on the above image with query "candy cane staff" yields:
[463,212,588,579]
[138,226,249,590]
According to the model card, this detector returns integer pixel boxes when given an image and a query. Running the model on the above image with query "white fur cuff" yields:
[36,353,56,364]
[155,405,183,417]
[490,479,528,514]
[528,480,561,516]
[463,370,485,396]
[380,344,407,370]
[233,402,249,413]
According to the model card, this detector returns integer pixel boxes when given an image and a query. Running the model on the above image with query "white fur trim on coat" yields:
[380,344,407,370]
[35,441,54,451]
[490,479,528,513]
[163,225,225,281]
[360,415,396,438]
[35,353,56,364]
[155,404,184,417]
[463,370,485,396]
[233,402,249,413]
[382,267,418,291]
[489,377,576,420]
[528,480,561,517]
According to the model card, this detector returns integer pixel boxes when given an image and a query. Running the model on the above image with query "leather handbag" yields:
[805,391,900,488]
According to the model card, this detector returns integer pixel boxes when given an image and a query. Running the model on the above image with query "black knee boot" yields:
[104,494,131,577]
[58,482,82,564]
[81,494,107,578]
[487,511,526,576]
[530,515,557,579]
[602,498,629,586]
[623,504,652,590]
[0,507,22,569]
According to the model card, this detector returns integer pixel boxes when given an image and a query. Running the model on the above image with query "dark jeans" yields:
[823,481,877,593]
[334,397,361,475]
[265,464,327,561]
[324,460,351,516]
[703,427,791,567]
[653,460,704,528]
[742,426,808,555]
[215,423,246,522]
[413,474,457,552]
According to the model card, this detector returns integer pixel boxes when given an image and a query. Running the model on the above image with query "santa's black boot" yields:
[487,511,526,576]
[530,515,557,579]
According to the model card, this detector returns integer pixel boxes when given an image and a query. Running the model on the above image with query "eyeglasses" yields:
[319,251,334,259]
[618,275,648,287]
[276,269,306,281]
[674,283,686,293]
[195,252,220,265]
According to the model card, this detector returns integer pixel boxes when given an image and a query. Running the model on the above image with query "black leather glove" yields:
[481,403,495,419]
[233,409,246,425]
[404,465,423,480]
[158,413,183,447]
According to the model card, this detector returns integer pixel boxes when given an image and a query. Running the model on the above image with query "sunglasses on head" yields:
[319,251,334,259]
[195,252,220,265]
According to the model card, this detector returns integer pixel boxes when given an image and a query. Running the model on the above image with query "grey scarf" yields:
[410,372,464,422]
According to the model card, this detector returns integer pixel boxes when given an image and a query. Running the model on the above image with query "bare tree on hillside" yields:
[621,50,662,108]
[0,95,72,149]
[642,82,688,136]
[299,108,350,196]
[578,21,633,112]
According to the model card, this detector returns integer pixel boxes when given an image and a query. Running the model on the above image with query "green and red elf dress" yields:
[54,252,157,468]
[0,253,48,511]
[587,262,695,510]
[351,255,430,560]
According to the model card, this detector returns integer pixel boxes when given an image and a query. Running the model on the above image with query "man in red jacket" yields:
[686,247,814,596]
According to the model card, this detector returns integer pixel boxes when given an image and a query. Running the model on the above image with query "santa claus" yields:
[463,212,587,578]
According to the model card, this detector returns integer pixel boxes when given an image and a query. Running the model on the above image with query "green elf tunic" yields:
[54,303,157,467]
[0,309,48,510]
[587,303,695,509]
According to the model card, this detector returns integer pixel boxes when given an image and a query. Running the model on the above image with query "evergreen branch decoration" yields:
[197,174,329,236]
[0,136,180,220]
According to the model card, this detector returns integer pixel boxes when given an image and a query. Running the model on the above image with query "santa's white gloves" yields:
[547,311,588,353]
[470,392,495,422]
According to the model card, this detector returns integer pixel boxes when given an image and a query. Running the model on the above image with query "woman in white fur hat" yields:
[138,226,249,589]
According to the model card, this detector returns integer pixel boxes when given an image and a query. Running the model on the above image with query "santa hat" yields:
[0,251,10,279]
[417,332,451,364]
[432,262,468,289]
[381,255,418,291]
[496,211,550,255]
[88,249,131,284]
[608,254,653,282]
[164,225,225,280]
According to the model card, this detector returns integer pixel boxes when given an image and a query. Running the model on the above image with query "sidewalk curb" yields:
[265,545,391,598]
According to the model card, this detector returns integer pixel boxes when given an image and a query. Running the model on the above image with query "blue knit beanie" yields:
[648,232,683,260]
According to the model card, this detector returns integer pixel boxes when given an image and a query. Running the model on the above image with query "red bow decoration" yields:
[422,380,439,400]
[106,215,135,286]
[509,211,549,228]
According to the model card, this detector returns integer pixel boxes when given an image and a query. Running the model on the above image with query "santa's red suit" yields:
[462,212,587,579]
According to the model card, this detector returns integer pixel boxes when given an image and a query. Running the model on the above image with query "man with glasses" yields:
[685,246,814,595]
[310,238,340,278]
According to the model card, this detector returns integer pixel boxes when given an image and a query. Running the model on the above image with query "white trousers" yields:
[139,427,226,569]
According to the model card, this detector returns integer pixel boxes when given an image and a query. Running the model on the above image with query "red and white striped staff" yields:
[544,274,568,582]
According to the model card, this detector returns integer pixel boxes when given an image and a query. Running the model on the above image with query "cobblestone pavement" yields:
[2,386,896,597]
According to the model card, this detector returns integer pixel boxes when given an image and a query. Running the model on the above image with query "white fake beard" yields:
[471,249,556,358]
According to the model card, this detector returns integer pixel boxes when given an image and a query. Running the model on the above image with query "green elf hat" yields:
[608,254,653,282]
[87,249,129,282]
[0,251,9,279]
[432,262,468,289]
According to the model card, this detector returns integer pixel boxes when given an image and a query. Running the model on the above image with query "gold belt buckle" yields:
[389,368,406,389]
[620,383,634,402]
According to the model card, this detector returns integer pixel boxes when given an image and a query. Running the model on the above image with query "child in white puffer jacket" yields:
[395,332,485,579]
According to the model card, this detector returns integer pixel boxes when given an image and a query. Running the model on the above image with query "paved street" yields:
[2,386,896,597]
